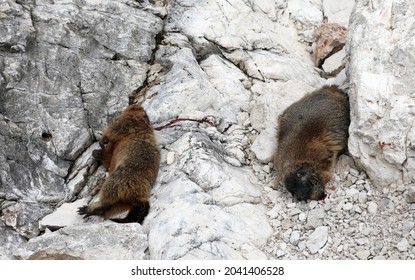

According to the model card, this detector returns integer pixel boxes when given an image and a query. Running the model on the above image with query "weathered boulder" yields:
[18,223,148,260]
[347,0,415,189]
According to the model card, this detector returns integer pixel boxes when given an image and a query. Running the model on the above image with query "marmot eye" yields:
[102,139,109,145]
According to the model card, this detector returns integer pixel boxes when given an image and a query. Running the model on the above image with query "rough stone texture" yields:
[17,223,148,260]
[0,0,162,238]
[306,226,329,254]
[38,199,87,230]
[0,223,27,259]
[323,0,355,27]
[347,0,415,190]
[313,23,348,67]
[322,47,346,76]
[1,0,414,261]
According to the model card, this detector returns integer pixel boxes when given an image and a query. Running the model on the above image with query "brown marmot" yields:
[78,103,160,223]
[273,85,350,200]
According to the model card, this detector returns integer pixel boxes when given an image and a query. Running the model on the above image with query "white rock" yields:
[396,238,409,252]
[367,202,378,214]
[343,202,353,211]
[39,199,87,230]
[284,0,323,41]
[290,231,301,246]
[356,250,370,260]
[358,192,368,204]
[306,208,325,229]
[298,212,307,221]
[250,127,276,163]
[282,219,292,230]
[276,249,286,257]
[347,0,415,189]
[240,243,268,260]
[322,47,346,75]
[402,221,415,234]
[166,151,175,165]
[323,0,355,27]
[306,226,329,254]
[22,223,148,260]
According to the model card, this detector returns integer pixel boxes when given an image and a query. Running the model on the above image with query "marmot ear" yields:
[129,86,148,105]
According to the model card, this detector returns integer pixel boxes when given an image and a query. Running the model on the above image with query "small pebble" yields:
[356,250,370,260]
[396,238,409,252]
[367,202,378,214]
[343,202,353,211]
[166,151,175,165]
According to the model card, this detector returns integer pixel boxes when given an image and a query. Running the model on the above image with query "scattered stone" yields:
[282,219,292,230]
[402,221,414,236]
[356,250,370,260]
[313,23,347,67]
[353,205,362,214]
[298,212,307,221]
[358,192,368,204]
[276,250,286,257]
[396,238,409,252]
[306,226,329,254]
[250,127,276,163]
[290,231,301,246]
[343,202,353,211]
[367,202,378,214]
[166,151,175,165]
[306,208,325,229]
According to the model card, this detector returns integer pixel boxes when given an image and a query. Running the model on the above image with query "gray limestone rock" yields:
[19,223,148,260]
[1,0,414,262]
[0,0,162,238]
[347,0,415,189]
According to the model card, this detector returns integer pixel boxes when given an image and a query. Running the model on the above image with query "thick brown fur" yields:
[273,85,350,201]
[78,103,160,223]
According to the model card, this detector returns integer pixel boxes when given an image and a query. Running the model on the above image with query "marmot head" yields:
[124,103,150,124]
[284,164,326,201]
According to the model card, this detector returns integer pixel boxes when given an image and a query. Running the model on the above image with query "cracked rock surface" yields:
[1,0,414,260]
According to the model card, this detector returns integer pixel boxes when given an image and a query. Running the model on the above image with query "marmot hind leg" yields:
[110,201,150,224]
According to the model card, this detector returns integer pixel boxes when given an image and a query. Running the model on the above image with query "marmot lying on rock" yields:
[78,103,160,223]
[273,85,350,200]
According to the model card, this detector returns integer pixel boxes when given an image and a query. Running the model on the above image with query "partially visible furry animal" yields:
[273,85,350,200]
[78,103,160,223]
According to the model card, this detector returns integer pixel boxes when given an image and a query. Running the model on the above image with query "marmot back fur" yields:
[78,103,160,223]
[273,85,350,200]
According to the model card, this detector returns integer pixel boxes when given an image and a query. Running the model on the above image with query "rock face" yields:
[1,0,414,260]
[21,223,148,260]
[0,0,162,239]
[347,0,415,190]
